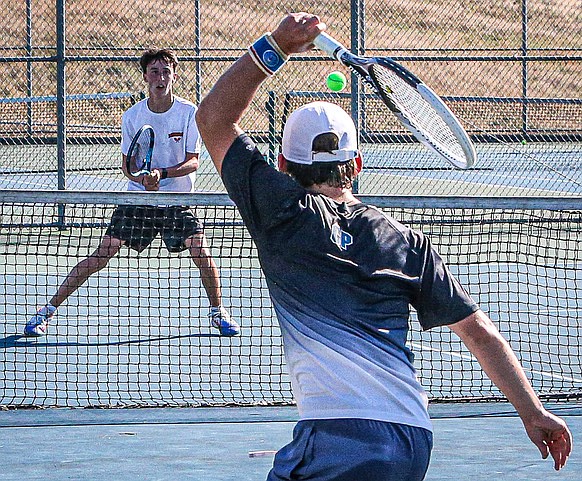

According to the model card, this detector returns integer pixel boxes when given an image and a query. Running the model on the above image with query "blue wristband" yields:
[248,33,288,76]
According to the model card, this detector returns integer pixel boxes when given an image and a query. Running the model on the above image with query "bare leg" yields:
[186,233,222,308]
[49,235,125,308]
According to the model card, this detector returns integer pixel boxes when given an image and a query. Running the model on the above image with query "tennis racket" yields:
[313,33,476,169]
[125,124,155,177]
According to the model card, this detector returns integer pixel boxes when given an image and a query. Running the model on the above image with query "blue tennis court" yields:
[2,0,580,477]
[0,190,580,480]
[1,143,581,195]
[0,404,580,481]
[2,261,581,407]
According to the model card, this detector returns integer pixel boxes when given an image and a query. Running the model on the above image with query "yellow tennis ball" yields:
[326,71,347,92]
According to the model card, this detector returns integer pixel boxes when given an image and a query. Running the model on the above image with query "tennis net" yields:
[0,190,580,408]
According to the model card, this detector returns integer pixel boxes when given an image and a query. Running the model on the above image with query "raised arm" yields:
[449,310,572,470]
[196,12,325,175]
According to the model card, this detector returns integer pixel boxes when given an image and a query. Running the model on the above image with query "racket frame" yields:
[126,124,155,178]
[313,33,476,169]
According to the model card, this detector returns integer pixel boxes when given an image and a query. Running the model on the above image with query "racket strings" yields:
[132,131,153,173]
[370,64,466,163]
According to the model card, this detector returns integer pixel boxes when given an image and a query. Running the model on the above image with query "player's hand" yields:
[271,13,326,56]
[142,171,160,191]
[523,409,572,470]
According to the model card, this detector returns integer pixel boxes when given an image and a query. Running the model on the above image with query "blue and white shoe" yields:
[210,306,240,337]
[24,305,56,337]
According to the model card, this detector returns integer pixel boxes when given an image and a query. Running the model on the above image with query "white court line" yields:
[527,370,582,384]
[0,177,56,189]
[248,450,277,458]
[409,341,476,363]
[409,341,582,384]
[374,170,582,194]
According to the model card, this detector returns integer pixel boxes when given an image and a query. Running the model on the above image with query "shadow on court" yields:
[0,404,580,481]
[0,332,220,349]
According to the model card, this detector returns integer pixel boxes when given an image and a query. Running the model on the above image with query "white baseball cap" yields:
[281,101,358,165]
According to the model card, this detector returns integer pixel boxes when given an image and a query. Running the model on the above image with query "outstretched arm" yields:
[449,310,572,470]
[196,12,325,175]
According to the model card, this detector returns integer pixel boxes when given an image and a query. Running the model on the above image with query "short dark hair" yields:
[285,132,358,189]
[139,49,179,73]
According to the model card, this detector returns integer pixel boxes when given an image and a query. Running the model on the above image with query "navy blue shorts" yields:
[267,418,432,481]
[105,205,203,253]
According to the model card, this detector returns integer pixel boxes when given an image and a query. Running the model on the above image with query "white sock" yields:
[38,303,57,317]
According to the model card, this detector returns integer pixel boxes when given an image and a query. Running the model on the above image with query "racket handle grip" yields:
[313,33,349,60]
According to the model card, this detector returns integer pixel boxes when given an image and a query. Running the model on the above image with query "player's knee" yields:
[186,235,209,257]
[190,248,209,263]
[85,253,112,272]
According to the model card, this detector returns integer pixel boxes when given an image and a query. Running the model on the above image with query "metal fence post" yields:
[351,0,365,193]
[26,0,33,137]
[194,0,202,105]
[521,0,529,139]
[56,0,66,226]
[267,90,277,166]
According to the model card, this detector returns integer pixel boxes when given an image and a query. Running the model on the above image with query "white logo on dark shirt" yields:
[331,222,353,251]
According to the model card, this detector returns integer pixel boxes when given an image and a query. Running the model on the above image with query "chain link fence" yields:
[1,0,581,195]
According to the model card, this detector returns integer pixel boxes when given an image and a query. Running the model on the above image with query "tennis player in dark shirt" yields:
[196,12,572,481]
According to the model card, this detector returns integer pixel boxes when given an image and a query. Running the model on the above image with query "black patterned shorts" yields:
[105,205,204,253]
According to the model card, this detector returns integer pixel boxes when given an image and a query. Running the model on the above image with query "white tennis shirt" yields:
[121,97,201,192]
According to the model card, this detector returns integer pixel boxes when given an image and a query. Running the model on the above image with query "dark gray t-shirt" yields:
[222,134,479,429]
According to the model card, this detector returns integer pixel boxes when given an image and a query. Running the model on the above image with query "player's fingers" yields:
[532,437,549,459]
[289,12,320,24]
[275,13,325,54]
[144,174,158,186]
[548,431,572,470]
[550,443,565,470]
[297,13,325,38]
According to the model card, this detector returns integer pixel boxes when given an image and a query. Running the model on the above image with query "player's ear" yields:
[354,151,363,176]
[278,153,288,172]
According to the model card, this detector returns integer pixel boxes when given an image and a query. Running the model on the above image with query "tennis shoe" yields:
[24,305,56,337]
[210,306,240,337]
